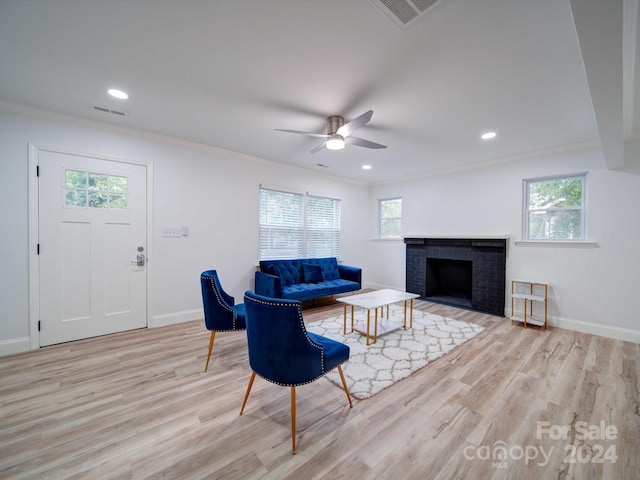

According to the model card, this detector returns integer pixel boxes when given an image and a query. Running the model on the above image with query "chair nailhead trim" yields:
[252,361,347,388]
[203,276,239,330]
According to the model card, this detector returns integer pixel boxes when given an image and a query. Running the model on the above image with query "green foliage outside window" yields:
[379,198,402,238]
[65,170,128,209]
[526,175,585,240]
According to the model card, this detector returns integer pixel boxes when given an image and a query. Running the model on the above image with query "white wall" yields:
[2,104,638,355]
[369,147,640,341]
[0,106,369,354]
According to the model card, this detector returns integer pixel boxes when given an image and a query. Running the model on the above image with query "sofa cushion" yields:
[303,257,340,280]
[302,263,323,283]
[261,260,302,286]
[282,279,360,301]
[266,264,281,278]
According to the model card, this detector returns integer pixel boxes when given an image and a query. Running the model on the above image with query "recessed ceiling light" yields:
[108,88,129,100]
[362,165,372,170]
[481,131,496,140]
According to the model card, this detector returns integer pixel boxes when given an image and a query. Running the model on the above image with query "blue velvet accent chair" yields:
[240,291,353,454]
[200,270,246,372]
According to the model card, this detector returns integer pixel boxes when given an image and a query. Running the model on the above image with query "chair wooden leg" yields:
[204,331,216,372]
[290,386,296,454]
[239,371,256,415]
[337,365,353,408]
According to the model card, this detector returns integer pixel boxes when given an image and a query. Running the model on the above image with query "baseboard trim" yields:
[151,309,202,328]
[0,337,31,357]
[0,309,205,358]
[369,284,640,343]
[549,316,640,344]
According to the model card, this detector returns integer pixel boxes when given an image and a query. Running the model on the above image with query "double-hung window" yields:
[378,197,402,239]
[523,173,586,241]
[259,187,341,260]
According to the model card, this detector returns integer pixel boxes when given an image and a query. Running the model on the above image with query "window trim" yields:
[514,240,598,248]
[378,197,402,239]
[522,172,587,242]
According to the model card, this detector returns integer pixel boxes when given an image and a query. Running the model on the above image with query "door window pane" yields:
[89,191,108,208]
[109,194,127,209]
[88,172,108,191]
[65,188,86,207]
[110,175,127,193]
[65,170,86,188]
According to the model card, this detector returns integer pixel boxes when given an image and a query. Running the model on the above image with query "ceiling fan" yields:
[275,110,387,154]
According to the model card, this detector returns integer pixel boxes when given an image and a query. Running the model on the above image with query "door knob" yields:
[132,246,145,266]
[131,253,146,267]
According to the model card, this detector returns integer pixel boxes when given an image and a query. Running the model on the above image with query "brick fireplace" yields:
[404,237,507,316]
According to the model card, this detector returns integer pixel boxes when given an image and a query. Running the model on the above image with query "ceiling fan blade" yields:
[336,110,373,138]
[310,141,327,154]
[275,129,329,138]
[345,136,387,149]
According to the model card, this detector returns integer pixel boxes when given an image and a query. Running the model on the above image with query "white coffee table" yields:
[337,289,420,345]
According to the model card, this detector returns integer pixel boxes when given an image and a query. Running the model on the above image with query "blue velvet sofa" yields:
[255,257,361,301]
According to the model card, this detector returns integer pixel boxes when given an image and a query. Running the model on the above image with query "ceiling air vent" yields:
[91,105,128,117]
[370,0,444,30]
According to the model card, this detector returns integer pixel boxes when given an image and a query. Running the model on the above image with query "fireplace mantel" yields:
[404,237,507,316]
[403,234,510,240]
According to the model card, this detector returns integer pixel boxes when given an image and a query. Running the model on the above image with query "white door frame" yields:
[28,143,154,349]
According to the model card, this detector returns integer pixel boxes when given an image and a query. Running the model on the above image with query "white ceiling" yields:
[0,0,638,184]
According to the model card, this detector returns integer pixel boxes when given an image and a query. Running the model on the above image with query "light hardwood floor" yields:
[1,298,638,479]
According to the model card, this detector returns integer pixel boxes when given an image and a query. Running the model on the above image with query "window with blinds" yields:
[306,194,341,257]
[259,187,341,260]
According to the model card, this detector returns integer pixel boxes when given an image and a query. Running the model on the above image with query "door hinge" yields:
[37,244,40,255]
[36,165,40,177]
[38,321,41,332]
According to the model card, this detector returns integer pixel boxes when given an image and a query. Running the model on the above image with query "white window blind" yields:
[306,195,341,258]
[259,187,341,260]
[259,188,304,260]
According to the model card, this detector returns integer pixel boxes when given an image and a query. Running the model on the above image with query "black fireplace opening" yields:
[405,237,506,316]
[425,258,472,308]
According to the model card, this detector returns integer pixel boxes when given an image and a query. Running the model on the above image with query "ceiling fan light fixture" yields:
[276,110,386,154]
[326,134,345,150]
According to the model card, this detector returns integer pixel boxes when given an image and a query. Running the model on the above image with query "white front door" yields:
[38,150,147,346]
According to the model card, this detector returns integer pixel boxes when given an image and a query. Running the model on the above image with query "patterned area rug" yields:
[306,305,484,400]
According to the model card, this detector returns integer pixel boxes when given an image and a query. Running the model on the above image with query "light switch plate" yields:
[162,228,182,238]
